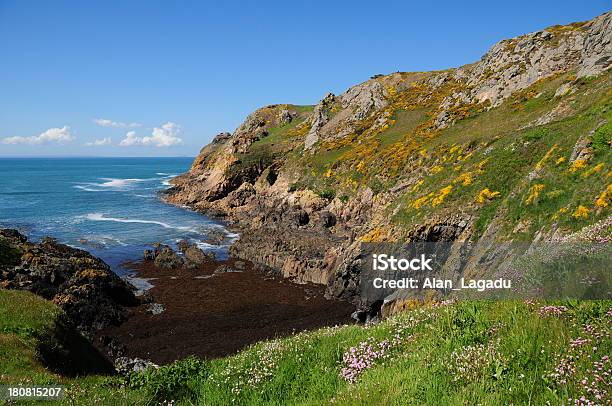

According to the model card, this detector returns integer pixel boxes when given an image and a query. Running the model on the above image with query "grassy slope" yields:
[274,71,611,241]
[2,289,610,405]
[0,289,147,405]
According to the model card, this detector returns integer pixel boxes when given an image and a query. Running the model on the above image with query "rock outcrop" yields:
[143,241,214,269]
[0,229,138,335]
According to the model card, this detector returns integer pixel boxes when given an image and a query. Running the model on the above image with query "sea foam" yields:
[83,212,200,234]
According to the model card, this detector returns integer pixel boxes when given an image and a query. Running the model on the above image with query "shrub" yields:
[592,122,611,154]
[126,357,209,402]
[318,188,336,200]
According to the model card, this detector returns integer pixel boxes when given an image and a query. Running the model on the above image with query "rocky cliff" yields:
[165,13,612,316]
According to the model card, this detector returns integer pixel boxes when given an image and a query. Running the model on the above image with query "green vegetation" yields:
[0,289,149,405]
[232,105,313,174]
[3,289,609,405]
[0,237,21,266]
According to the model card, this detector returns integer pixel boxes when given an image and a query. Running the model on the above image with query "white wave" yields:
[83,212,200,233]
[73,178,149,192]
[156,172,169,176]
[98,178,147,188]
[161,179,172,186]
[74,185,106,192]
[194,241,219,250]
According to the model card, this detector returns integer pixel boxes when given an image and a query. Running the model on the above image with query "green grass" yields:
[0,289,148,405]
[231,105,313,174]
[379,108,430,148]
[2,289,610,405]
[389,71,611,239]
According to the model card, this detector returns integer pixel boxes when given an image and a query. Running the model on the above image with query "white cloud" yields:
[119,122,183,147]
[85,137,112,146]
[2,126,75,145]
[119,131,140,146]
[93,118,141,128]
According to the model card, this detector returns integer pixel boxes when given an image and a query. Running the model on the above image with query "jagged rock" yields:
[114,357,159,375]
[99,335,127,358]
[211,132,232,145]
[554,82,576,97]
[305,93,335,150]
[284,209,310,227]
[161,13,612,318]
[463,28,584,107]
[144,244,185,269]
[0,229,138,335]
[225,182,256,208]
[578,12,612,77]
[341,80,387,121]
[318,211,336,228]
[569,122,606,162]
[153,245,184,269]
[278,109,296,124]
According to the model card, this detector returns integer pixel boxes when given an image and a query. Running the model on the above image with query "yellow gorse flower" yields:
[568,159,588,173]
[525,184,545,205]
[572,205,591,220]
[582,163,604,178]
[431,165,443,174]
[594,184,612,208]
[431,185,453,207]
[535,144,558,170]
[454,172,473,186]
[475,188,501,204]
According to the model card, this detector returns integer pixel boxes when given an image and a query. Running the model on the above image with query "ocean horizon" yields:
[0,157,237,276]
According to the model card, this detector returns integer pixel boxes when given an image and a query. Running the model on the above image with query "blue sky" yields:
[0,1,609,157]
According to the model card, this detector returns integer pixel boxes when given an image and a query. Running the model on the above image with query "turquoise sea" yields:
[0,157,236,276]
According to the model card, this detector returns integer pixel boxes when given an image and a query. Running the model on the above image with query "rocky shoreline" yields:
[0,228,354,370]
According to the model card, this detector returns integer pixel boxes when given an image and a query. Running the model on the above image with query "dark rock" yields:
[318,211,336,228]
[153,245,184,269]
[226,182,256,208]
[0,228,138,335]
[284,209,309,227]
[99,335,127,358]
[184,245,214,266]
[143,249,155,261]
[0,228,27,243]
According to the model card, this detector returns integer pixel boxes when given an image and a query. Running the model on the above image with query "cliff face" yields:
[165,13,612,314]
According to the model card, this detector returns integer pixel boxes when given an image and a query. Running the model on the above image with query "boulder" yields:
[153,245,184,269]
[184,245,214,267]
[114,357,159,375]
